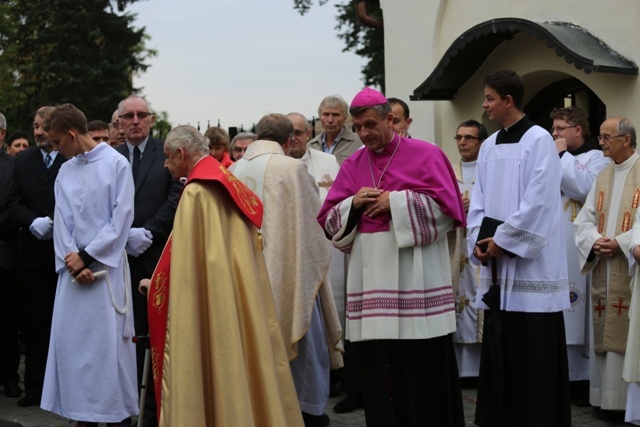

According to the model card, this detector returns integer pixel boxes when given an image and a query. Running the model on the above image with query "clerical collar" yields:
[614,151,639,170]
[496,115,535,145]
[502,113,526,132]
[373,133,396,154]
[569,137,601,156]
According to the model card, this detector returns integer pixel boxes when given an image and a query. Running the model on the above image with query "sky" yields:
[127,0,368,130]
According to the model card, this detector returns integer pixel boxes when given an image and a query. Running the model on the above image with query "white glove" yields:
[29,217,53,240]
[126,228,153,257]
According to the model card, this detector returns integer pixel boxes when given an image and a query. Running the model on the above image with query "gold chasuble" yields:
[592,161,640,354]
[148,157,303,426]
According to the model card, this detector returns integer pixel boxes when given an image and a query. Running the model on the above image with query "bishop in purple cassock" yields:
[317,87,466,427]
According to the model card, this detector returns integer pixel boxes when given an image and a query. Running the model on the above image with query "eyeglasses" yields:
[550,125,577,132]
[293,129,308,137]
[232,147,248,153]
[119,112,152,121]
[597,133,626,142]
[454,135,480,141]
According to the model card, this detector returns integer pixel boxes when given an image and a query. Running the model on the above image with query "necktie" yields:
[132,146,141,179]
[44,153,52,169]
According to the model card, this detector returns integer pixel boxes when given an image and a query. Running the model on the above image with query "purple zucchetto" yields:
[350,87,387,108]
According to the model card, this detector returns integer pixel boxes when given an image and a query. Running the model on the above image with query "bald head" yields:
[286,112,311,159]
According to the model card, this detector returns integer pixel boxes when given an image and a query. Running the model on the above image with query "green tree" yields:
[0,0,155,133]
[152,110,171,140]
[293,0,384,91]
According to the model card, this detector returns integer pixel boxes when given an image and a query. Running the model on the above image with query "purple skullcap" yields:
[350,87,387,108]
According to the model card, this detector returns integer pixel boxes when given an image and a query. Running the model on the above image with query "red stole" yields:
[147,156,263,420]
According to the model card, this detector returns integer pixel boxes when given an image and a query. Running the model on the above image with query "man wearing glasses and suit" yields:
[7,106,66,407]
[115,95,181,427]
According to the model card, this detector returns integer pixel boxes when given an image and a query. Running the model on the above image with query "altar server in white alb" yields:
[448,119,487,379]
[40,104,137,427]
[574,117,640,418]
[550,106,609,402]
[468,70,571,427]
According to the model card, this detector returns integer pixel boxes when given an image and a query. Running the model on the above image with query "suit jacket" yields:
[308,125,362,165]
[116,137,181,275]
[7,146,66,270]
[0,151,14,238]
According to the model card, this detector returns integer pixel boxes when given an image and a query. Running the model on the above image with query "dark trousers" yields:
[0,268,20,386]
[18,267,57,395]
[356,335,465,427]
[475,310,571,427]
[340,340,361,394]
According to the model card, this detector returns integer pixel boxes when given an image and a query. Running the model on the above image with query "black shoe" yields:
[302,412,330,427]
[333,393,362,414]
[3,381,22,398]
[17,392,41,407]
[107,420,131,427]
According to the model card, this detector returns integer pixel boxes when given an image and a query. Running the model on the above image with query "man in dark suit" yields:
[115,95,180,426]
[0,148,21,399]
[7,106,66,407]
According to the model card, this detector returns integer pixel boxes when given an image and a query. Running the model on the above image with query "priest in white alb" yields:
[574,117,640,417]
[448,119,487,379]
[550,106,610,404]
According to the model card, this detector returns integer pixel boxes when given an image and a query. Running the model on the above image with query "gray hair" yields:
[286,112,311,129]
[0,113,6,129]
[230,132,257,149]
[256,114,293,146]
[165,125,209,157]
[35,106,53,119]
[318,95,348,118]
[117,95,152,115]
[618,117,637,148]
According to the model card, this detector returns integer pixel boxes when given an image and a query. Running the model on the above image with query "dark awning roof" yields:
[411,18,638,101]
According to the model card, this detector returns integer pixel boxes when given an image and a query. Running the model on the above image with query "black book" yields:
[475,216,504,252]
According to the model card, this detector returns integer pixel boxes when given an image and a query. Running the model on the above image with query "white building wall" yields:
[381,0,640,161]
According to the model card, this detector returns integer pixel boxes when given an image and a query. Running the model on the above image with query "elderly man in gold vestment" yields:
[143,125,303,426]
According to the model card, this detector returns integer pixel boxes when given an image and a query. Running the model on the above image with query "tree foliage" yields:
[293,0,384,92]
[0,0,155,133]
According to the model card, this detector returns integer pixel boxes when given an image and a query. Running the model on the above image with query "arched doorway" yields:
[525,78,606,138]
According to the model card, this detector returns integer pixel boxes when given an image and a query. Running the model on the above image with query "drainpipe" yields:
[355,0,383,30]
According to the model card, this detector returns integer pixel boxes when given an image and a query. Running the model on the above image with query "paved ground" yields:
[0,358,630,426]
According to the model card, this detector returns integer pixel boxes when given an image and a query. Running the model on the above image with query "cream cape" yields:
[230,140,344,368]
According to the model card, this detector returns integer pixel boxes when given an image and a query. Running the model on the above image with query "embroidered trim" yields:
[346,287,455,320]
[501,222,546,249]
[479,277,566,294]
[326,203,342,236]
[413,193,432,246]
